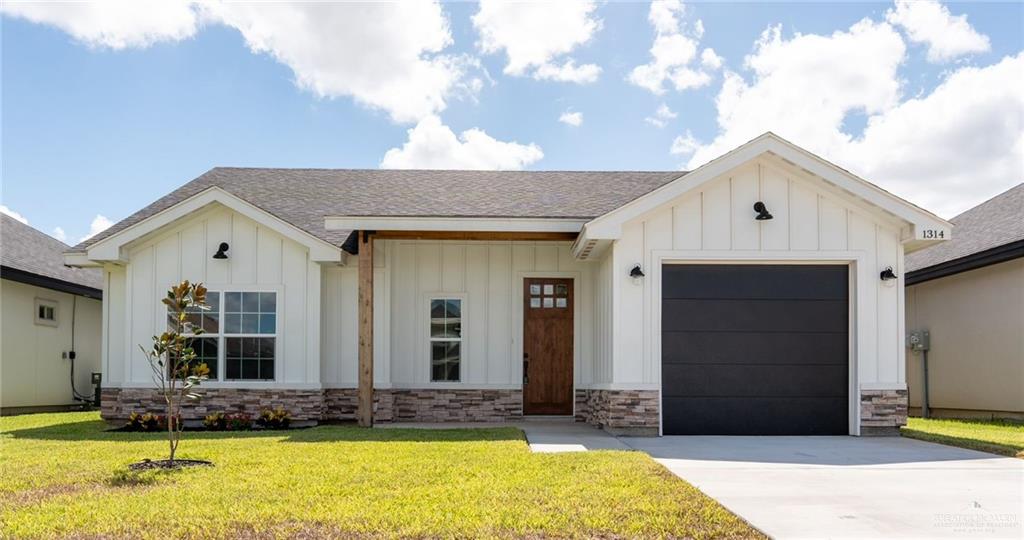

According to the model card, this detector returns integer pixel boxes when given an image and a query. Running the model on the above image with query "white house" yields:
[2,214,103,414]
[66,133,950,435]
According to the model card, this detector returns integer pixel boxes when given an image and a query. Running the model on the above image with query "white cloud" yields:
[645,103,678,128]
[559,110,583,127]
[683,15,1023,218]
[80,215,114,243]
[628,0,722,94]
[533,60,602,84]
[844,53,1024,217]
[886,0,990,63]
[201,2,470,123]
[1,0,199,49]
[380,115,543,170]
[51,227,67,243]
[1,205,29,224]
[670,130,700,156]
[472,0,602,84]
[686,18,906,167]
[4,2,472,123]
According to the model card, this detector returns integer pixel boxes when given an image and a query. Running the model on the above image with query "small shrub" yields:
[203,412,227,431]
[225,413,252,431]
[125,412,183,432]
[257,407,291,430]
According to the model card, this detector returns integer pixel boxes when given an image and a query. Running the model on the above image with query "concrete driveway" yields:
[624,436,1023,539]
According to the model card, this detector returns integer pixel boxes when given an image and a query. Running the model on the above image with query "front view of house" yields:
[67,133,951,436]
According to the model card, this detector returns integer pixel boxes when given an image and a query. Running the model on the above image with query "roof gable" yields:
[75,187,344,264]
[580,132,951,252]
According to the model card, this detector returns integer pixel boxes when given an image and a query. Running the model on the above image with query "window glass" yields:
[35,300,57,326]
[429,298,461,382]
[225,337,275,381]
[168,290,276,382]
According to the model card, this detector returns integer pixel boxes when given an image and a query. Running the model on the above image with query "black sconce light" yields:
[753,201,773,220]
[212,242,229,259]
[629,264,645,285]
[879,266,898,281]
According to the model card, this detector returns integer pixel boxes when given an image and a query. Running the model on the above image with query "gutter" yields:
[906,239,1024,286]
[0,266,103,299]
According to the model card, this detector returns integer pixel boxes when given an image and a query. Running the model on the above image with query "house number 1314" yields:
[922,230,945,239]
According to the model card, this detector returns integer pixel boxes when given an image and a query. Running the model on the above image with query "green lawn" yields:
[0,412,760,539]
[901,417,1024,458]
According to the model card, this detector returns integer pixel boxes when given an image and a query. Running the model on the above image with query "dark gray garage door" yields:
[662,264,849,435]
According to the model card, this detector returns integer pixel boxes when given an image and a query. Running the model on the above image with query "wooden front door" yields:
[523,278,574,415]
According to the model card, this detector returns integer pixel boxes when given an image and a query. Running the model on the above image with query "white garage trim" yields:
[649,250,866,436]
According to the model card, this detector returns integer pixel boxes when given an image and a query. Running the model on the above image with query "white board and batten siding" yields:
[103,205,322,388]
[611,159,906,389]
[320,240,602,390]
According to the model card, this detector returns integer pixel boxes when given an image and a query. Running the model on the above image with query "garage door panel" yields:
[662,331,848,365]
[662,397,849,435]
[661,264,849,436]
[663,299,848,333]
[662,364,848,398]
[663,265,848,300]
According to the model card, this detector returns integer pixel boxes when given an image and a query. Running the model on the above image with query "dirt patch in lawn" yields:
[128,458,213,471]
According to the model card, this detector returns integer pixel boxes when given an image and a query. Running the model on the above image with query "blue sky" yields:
[2,1,1022,244]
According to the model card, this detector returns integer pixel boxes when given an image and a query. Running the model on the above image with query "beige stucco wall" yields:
[1,279,102,409]
[905,258,1024,417]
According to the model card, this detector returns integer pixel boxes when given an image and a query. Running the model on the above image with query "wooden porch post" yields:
[357,230,374,427]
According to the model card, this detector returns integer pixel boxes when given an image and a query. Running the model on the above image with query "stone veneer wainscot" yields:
[575,389,659,436]
[860,389,909,436]
[102,387,522,424]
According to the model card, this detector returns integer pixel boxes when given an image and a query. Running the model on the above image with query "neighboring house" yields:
[66,133,951,436]
[1,214,103,414]
[905,183,1024,420]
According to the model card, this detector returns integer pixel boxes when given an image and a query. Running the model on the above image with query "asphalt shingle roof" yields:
[2,214,103,290]
[906,183,1024,272]
[71,168,686,251]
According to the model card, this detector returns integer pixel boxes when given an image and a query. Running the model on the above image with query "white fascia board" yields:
[85,187,344,263]
[63,252,103,268]
[324,216,587,233]
[584,132,952,243]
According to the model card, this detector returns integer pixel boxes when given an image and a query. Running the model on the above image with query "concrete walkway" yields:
[624,436,1024,539]
[381,418,629,452]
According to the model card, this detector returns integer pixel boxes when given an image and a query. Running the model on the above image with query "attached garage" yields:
[661,264,850,435]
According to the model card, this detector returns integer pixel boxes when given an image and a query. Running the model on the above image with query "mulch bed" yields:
[128,459,213,471]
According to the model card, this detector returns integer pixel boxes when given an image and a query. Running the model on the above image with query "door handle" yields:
[523,353,529,385]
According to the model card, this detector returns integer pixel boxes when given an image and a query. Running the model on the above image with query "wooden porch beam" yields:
[370,230,578,242]
[357,230,374,427]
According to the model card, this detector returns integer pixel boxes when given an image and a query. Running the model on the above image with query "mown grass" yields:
[901,417,1024,458]
[0,412,761,539]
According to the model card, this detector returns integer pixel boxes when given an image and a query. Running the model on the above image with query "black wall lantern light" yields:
[753,201,773,220]
[629,264,645,285]
[212,242,230,259]
[879,266,898,281]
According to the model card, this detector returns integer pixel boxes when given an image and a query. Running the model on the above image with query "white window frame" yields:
[34,298,58,327]
[175,288,281,383]
[427,294,465,383]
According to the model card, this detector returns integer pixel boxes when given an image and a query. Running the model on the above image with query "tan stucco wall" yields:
[0,279,102,409]
[905,258,1024,417]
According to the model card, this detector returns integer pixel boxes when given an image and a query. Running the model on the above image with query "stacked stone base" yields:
[860,389,908,436]
[100,387,325,423]
[101,387,521,425]
[575,389,659,436]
